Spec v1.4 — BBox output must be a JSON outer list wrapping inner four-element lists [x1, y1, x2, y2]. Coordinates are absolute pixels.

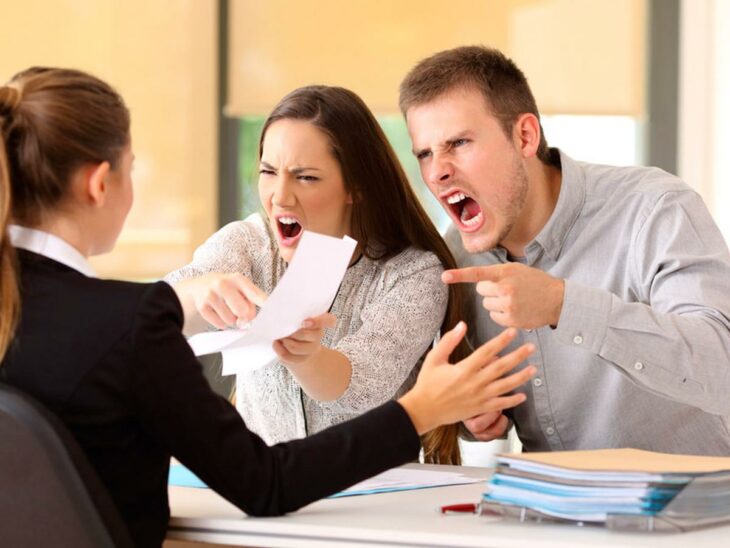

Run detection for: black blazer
[[2, 251, 420, 547]]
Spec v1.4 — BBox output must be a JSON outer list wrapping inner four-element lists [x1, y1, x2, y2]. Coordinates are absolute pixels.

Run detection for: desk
[[167, 464, 729, 547]]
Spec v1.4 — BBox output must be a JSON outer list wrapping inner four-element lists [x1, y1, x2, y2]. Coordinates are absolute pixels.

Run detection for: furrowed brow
[[290, 166, 322, 175]]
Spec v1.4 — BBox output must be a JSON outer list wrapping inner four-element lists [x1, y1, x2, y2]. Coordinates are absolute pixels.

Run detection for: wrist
[[398, 391, 437, 435], [301, 343, 325, 368]]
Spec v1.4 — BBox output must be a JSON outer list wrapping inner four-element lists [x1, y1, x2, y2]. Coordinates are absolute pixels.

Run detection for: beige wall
[[0, 0, 218, 280], [229, 0, 646, 116]]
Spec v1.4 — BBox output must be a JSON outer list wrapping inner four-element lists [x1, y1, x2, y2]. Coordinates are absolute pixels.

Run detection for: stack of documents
[[482, 448, 730, 531]]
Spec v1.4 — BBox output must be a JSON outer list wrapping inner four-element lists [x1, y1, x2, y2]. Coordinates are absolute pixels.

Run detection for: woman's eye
[[298, 175, 319, 182]]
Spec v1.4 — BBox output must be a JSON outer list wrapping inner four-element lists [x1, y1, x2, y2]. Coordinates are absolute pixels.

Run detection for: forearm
[[556, 280, 730, 414], [285, 347, 352, 401]]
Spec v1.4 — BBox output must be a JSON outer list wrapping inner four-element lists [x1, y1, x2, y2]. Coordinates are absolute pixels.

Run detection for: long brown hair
[[0, 67, 129, 361], [260, 85, 468, 463]]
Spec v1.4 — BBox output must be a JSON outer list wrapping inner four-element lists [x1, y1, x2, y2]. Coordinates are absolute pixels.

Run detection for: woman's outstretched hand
[[173, 273, 267, 334], [398, 323, 535, 435]]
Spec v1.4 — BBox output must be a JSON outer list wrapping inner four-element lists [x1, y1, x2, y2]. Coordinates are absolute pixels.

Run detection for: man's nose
[[428, 154, 454, 187]]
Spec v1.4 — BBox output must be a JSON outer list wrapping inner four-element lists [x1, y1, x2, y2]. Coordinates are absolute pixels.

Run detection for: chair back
[[0, 382, 132, 548]]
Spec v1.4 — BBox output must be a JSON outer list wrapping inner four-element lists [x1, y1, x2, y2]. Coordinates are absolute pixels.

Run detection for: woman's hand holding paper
[[174, 273, 267, 334]]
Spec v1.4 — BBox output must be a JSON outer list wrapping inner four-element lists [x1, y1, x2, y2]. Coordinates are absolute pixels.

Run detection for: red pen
[[440, 503, 478, 514]]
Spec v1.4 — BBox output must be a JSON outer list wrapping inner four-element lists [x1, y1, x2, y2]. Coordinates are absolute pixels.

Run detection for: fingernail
[[442, 271, 453, 283], [302, 320, 313, 328], [525, 343, 535, 352]]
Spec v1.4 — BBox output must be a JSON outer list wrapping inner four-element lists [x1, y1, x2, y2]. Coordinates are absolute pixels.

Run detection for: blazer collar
[[9, 225, 96, 278]]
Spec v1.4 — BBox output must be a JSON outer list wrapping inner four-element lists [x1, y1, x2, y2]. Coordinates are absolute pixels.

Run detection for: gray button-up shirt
[[447, 150, 730, 455]]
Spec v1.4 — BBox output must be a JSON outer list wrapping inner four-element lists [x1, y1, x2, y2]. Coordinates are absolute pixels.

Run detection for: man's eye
[[259, 169, 275, 175], [416, 151, 431, 161], [453, 138, 469, 147]]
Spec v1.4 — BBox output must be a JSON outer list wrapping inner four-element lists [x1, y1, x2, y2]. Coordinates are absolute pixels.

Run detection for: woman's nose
[[272, 177, 295, 207]]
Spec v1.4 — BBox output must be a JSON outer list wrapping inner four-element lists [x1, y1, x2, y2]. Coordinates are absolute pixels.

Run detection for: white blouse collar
[[8, 224, 96, 278]]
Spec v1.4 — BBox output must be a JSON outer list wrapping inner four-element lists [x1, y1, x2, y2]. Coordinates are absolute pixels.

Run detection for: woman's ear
[[346, 189, 363, 205], [85, 161, 112, 207]]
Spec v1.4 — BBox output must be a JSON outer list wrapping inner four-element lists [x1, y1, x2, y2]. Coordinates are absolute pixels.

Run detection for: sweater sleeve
[[322, 252, 448, 414], [129, 282, 420, 516], [164, 215, 269, 285]]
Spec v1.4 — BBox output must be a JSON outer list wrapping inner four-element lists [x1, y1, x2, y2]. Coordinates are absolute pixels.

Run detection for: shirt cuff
[[553, 280, 612, 355]]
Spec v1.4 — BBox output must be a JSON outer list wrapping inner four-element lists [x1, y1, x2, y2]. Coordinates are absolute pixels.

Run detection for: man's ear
[[513, 113, 541, 159], [85, 161, 112, 207]]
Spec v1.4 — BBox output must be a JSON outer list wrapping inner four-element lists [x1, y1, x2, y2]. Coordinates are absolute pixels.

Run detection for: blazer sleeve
[[129, 282, 420, 516]]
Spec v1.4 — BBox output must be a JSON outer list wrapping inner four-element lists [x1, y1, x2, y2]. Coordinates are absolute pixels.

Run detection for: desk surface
[[168, 464, 730, 548]]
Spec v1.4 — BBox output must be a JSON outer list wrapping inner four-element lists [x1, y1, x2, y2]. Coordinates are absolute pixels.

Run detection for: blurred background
[[3, 0, 728, 280], [2, 0, 728, 462]]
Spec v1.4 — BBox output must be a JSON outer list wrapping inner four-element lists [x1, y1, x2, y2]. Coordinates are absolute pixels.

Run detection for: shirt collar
[[529, 149, 586, 262], [9, 225, 96, 277]]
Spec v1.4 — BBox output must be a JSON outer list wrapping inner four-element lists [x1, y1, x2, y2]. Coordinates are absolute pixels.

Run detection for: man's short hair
[[399, 45, 551, 164]]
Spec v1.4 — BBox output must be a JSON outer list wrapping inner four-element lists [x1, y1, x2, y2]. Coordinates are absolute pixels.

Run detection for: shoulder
[[197, 213, 273, 256], [578, 161, 697, 210], [59, 277, 183, 333], [165, 213, 278, 283], [18, 259, 182, 357], [370, 247, 446, 297], [85, 278, 183, 331], [129, 281, 186, 344], [379, 247, 443, 278]]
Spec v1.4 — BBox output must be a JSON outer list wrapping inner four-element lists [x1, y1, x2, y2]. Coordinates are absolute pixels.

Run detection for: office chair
[[0, 382, 133, 548]]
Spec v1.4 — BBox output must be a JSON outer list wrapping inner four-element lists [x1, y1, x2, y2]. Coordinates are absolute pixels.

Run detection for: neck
[[501, 157, 562, 257], [33, 213, 92, 258]]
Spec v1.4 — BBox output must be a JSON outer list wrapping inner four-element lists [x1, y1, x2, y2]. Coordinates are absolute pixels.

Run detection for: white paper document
[[187, 230, 357, 375], [331, 468, 483, 498]]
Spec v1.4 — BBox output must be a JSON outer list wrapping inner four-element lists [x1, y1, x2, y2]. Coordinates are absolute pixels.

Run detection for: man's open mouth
[[443, 190, 484, 231], [277, 216, 303, 245]]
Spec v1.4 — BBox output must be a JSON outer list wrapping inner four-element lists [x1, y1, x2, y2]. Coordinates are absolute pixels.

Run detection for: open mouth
[[276, 215, 303, 245], [443, 190, 484, 232]]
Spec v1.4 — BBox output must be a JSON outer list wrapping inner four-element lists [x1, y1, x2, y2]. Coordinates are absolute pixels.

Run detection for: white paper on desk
[[187, 230, 357, 375], [332, 468, 483, 498]]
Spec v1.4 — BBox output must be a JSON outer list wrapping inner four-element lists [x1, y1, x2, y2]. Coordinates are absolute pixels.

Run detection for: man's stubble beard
[[462, 160, 529, 255]]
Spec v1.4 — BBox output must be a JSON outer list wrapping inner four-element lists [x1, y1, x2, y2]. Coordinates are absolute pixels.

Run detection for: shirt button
[[533, 378, 543, 387], [634, 361, 644, 371], [526, 328, 533, 333], [546, 426, 556, 436], [573, 335, 583, 345]]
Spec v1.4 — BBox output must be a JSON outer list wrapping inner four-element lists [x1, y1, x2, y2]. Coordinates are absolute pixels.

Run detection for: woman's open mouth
[[443, 190, 485, 232], [276, 215, 303, 246]]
